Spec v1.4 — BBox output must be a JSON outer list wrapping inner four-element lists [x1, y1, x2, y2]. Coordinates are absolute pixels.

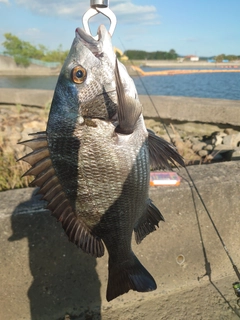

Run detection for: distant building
[[185, 55, 199, 62]]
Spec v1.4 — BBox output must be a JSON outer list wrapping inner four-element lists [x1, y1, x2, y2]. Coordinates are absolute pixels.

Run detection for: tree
[[2, 33, 68, 67], [215, 54, 225, 62], [42, 45, 68, 64], [3, 33, 45, 66], [124, 49, 178, 60], [168, 49, 178, 59]]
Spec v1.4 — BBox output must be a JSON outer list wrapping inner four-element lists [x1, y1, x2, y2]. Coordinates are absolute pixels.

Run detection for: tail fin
[[106, 252, 156, 301]]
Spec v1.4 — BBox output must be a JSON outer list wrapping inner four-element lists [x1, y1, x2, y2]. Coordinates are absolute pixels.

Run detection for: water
[[0, 75, 58, 90], [0, 68, 240, 100], [133, 67, 240, 100]]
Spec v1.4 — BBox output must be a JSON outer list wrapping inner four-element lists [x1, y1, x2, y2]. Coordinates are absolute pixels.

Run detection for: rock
[[190, 137, 201, 143], [192, 142, 207, 152], [153, 126, 165, 135], [204, 144, 213, 151], [183, 139, 193, 148], [222, 133, 240, 148], [174, 139, 185, 155], [22, 120, 46, 131], [224, 128, 234, 135], [211, 132, 227, 146], [171, 136, 183, 145], [198, 150, 208, 157]]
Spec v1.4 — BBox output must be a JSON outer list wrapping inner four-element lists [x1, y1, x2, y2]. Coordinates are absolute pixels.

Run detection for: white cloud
[[0, 0, 9, 3], [15, 0, 159, 25]]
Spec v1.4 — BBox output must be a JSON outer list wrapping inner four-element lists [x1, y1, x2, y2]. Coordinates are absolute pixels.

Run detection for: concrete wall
[[140, 95, 240, 127], [0, 88, 53, 108], [0, 55, 59, 75], [1, 161, 240, 319], [1, 88, 240, 126]]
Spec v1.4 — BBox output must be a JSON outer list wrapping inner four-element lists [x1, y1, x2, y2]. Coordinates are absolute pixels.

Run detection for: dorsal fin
[[115, 59, 142, 134], [19, 132, 104, 257], [148, 129, 184, 169]]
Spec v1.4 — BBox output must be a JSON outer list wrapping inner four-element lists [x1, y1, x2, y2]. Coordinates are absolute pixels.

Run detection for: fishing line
[[118, 41, 240, 284], [188, 179, 240, 316]]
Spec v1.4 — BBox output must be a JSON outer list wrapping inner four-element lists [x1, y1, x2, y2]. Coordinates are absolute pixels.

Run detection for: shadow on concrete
[[188, 182, 240, 318], [8, 189, 102, 320]]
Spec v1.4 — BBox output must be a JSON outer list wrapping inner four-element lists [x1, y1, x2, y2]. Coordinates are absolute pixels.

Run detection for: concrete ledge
[[140, 95, 240, 126], [0, 88, 53, 108], [1, 161, 240, 319], [1, 88, 240, 126]]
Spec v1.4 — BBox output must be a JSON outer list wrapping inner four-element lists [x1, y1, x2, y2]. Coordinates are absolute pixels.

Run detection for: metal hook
[[82, 0, 117, 40]]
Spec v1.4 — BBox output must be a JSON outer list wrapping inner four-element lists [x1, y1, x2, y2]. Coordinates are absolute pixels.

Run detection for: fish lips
[[75, 25, 115, 64]]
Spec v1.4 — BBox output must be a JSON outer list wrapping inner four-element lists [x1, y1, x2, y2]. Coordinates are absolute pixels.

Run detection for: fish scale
[[19, 24, 184, 301]]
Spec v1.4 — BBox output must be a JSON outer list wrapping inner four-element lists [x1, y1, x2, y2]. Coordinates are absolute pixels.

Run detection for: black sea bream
[[20, 25, 184, 301]]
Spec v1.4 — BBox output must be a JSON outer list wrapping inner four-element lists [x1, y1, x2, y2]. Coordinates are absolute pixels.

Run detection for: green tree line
[[2, 33, 69, 67], [2, 33, 239, 66], [214, 53, 240, 62], [124, 49, 178, 60]]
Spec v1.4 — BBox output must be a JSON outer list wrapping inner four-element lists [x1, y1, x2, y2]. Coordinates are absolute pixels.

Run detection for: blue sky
[[0, 0, 239, 57]]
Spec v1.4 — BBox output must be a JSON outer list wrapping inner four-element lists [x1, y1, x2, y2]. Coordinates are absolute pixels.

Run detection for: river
[[0, 67, 240, 100]]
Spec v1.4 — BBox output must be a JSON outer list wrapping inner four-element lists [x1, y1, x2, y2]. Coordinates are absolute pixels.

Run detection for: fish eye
[[71, 65, 87, 84]]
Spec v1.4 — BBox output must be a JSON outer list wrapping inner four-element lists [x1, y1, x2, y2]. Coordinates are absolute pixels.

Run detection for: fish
[[19, 24, 184, 301]]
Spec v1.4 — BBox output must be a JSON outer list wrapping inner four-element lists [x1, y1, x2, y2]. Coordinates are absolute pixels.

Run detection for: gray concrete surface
[[0, 88, 53, 108], [1, 161, 240, 319], [1, 88, 240, 126], [140, 95, 240, 127]]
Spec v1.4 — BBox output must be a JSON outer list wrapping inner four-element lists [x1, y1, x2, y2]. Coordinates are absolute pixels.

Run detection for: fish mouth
[[75, 25, 107, 57]]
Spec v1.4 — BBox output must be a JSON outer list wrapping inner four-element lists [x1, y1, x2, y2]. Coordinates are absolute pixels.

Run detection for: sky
[[0, 0, 239, 57]]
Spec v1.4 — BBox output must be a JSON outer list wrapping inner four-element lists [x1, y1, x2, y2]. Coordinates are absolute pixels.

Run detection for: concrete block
[[231, 147, 240, 161], [1, 162, 240, 319], [0, 88, 53, 108], [140, 95, 240, 127], [223, 133, 240, 148]]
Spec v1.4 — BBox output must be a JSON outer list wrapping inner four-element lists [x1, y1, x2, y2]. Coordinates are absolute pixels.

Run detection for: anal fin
[[134, 199, 164, 244]]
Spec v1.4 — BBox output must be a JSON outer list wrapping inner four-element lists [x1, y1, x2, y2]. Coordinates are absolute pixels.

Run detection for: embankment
[[1, 88, 240, 126], [1, 55, 239, 76], [0, 55, 60, 76], [1, 162, 240, 319]]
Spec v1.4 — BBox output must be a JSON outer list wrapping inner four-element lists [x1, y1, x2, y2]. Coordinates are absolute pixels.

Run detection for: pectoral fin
[[19, 132, 104, 257], [148, 129, 184, 169], [115, 59, 142, 134], [134, 199, 164, 244]]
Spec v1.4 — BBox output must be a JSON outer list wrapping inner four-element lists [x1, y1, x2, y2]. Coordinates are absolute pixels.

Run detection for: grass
[[0, 103, 49, 192], [0, 149, 32, 191]]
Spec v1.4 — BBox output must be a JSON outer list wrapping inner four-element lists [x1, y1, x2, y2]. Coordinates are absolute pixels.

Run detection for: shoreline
[[1, 54, 240, 76], [130, 60, 240, 67]]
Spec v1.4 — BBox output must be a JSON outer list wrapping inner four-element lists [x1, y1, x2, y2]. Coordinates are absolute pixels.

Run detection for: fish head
[[47, 24, 125, 134]]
